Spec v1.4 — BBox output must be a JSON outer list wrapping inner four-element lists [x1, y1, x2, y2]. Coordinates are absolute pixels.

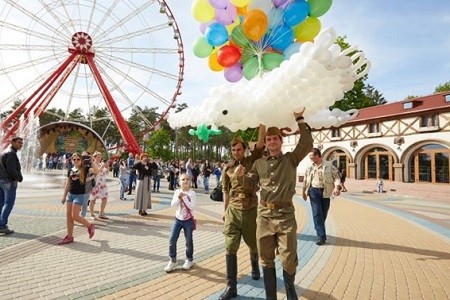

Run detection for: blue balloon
[[283, 42, 302, 59], [283, 0, 310, 27], [205, 22, 229, 46], [266, 25, 294, 51]]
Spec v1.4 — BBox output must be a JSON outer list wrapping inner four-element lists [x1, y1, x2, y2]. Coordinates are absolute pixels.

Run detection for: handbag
[[181, 196, 197, 230], [210, 182, 223, 202]]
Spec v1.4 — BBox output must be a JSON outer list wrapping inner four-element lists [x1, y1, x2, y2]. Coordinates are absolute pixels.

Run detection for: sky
[[166, 0, 450, 107]]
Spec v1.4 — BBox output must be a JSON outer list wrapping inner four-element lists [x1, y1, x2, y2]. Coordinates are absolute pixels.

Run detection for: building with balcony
[[286, 92, 450, 184]]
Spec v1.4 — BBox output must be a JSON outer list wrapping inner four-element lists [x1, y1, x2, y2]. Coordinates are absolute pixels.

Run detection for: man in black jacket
[[0, 137, 24, 235]]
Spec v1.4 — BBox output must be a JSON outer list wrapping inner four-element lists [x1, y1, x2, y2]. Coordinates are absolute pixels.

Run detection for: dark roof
[[345, 92, 450, 125]]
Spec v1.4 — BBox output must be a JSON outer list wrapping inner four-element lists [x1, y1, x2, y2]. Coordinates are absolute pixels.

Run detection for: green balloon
[[243, 56, 260, 80], [308, 0, 332, 17], [262, 53, 284, 71], [193, 36, 214, 58], [231, 25, 250, 47]]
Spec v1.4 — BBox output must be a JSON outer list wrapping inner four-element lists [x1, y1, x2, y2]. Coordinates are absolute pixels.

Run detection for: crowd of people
[[1, 111, 349, 299]]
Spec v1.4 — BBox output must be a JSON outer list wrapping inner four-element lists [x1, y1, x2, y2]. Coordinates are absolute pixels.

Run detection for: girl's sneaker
[[182, 259, 194, 270], [57, 235, 74, 245], [87, 224, 95, 238], [164, 261, 177, 273]]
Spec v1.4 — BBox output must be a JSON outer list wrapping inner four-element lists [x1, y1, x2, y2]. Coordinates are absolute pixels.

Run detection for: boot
[[283, 269, 298, 300], [250, 253, 260, 280], [263, 267, 277, 300], [219, 254, 237, 300]]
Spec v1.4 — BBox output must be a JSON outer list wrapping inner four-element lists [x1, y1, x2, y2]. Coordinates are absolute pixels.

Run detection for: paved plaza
[[0, 172, 449, 299]]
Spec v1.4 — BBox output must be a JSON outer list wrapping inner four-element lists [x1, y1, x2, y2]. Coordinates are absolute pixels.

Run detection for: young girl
[[164, 174, 196, 273], [89, 151, 109, 220], [118, 159, 129, 200], [59, 152, 99, 245]]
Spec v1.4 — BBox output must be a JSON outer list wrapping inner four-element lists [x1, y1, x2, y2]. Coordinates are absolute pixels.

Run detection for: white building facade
[[285, 92, 450, 184]]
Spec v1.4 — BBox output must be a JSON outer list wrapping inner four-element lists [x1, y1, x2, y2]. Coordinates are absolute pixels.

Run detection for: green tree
[[39, 108, 65, 126], [332, 37, 386, 111], [435, 81, 450, 93], [146, 128, 173, 161], [0, 99, 23, 119]]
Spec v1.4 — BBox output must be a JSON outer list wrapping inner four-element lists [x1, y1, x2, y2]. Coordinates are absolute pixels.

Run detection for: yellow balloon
[[208, 50, 225, 71], [231, 0, 250, 7], [191, 0, 215, 23], [293, 17, 321, 42]]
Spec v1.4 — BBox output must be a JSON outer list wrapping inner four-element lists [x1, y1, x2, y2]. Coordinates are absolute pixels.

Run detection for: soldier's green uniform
[[222, 146, 263, 254], [219, 144, 263, 300], [244, 122, 313, 299]]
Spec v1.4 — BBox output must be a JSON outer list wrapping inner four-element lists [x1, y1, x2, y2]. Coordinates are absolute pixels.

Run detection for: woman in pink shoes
[[58, 152, 99, 245]]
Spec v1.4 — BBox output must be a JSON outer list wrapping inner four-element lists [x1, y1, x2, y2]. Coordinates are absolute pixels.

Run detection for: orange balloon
[[208, 50, 225, 71], [236, 5, 248, 16], [242, 9, 268, 42]]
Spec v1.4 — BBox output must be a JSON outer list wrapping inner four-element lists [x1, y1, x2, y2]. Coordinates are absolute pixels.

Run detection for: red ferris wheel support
[[1, 31, 142, 154]]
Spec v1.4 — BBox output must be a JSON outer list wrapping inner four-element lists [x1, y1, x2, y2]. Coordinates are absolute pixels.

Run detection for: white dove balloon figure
[[168, 28, 370, 131]]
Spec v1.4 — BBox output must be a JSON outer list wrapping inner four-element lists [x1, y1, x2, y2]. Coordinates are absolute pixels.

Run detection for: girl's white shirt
[[171, 188, 196, 221]]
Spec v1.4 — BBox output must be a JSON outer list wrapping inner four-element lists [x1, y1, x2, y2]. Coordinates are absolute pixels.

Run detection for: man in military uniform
[[219, 125, 265, 300], [236, 112, 313, 299]]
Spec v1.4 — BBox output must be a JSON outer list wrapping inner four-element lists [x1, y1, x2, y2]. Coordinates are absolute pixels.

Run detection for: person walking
[[152, 158, 162, 193], [80, 151, 96, 218], [127, 153, 136, 195], [201, 160, 212, 194], [302, 148, 341, 246], [133, 153, 158, 216], [119, 159, 129, 200], [164, 173, 197, 273], [0, 137, 24, 235], [339, 167, 347, 192], [89, 151, 110, 220], [219, 125, 265, 300], [237, 112, 313, 300], [58, 152, 99, 245]]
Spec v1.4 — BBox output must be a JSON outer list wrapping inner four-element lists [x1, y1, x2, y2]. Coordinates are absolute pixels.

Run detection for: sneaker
[[182, 259, 194, 270], [164, 261, 177, 273], [57, 235, 74, 245], [0, 227, 14, 235], [87, 224, 95, 238]]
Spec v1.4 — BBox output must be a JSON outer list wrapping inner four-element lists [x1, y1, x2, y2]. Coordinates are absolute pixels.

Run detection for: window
[[446, 94, 450, 102], [420, 115, 438, 127], [331, 128, 340, 138], [368, 123, 380, 133], [403, 102, 413, 109]]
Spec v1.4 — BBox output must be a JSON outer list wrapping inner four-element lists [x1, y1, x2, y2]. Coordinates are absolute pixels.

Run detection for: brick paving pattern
[[0, 172, 449, 299]]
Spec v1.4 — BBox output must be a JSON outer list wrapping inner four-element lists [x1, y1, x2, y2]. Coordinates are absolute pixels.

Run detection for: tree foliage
[[146, 128, 173, 161], [435, 81, 450, 93]]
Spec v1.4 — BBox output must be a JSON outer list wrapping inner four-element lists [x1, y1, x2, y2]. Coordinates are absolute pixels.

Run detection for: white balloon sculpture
[[168, 28, 370, 131]]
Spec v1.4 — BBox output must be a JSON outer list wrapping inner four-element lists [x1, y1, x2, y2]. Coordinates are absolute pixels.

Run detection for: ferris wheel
[[0, 0, 184, 153]]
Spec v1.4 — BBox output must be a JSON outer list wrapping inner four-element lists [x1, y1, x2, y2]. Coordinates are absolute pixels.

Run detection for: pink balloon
[[199, 21, 213, 34], [224, 63, 243, 82], [215, 5, 237, 25], [209, 0, 230, 9]]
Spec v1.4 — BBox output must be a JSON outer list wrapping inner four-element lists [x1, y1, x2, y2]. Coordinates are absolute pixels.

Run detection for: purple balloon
[[224, 63, 243, 82], [209, 0, 230, 9], [272, 0, 291, 8], [200, 21, 213, 35], [215, 5, 237, 25]]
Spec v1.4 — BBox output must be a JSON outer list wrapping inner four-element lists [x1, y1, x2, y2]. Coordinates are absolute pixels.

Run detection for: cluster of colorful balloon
[[191, 0, 333, 82], [168, 28, 371, 132]]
